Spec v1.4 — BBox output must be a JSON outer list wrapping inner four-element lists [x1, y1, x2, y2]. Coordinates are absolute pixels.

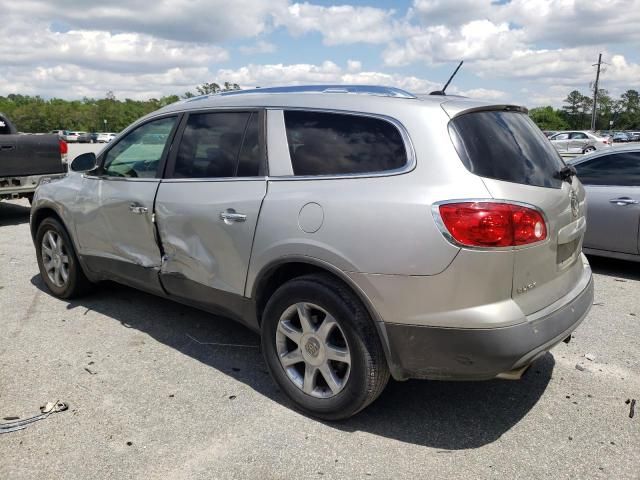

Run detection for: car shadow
[[587, 254, 640, 281], [0, 200, 31, 226], [30, 274, 554, 450]]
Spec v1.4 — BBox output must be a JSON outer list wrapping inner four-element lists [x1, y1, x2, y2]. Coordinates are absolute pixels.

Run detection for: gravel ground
[[1, 197, 639, 480]]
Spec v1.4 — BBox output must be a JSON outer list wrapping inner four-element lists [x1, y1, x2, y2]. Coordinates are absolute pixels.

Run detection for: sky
[[1, 0, 639, 107]]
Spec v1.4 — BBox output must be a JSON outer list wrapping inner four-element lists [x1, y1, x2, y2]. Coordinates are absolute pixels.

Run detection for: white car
[[63, 131, 82, 143], [96, 132, 117, 143], [548, 131, 611, 154]]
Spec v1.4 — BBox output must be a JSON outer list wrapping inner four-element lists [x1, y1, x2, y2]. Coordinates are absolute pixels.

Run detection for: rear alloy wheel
[[35, 217, 91, 299], [583, 146, 596, 153], [276, 302, 351, 399], [262, 274, 389, 420]]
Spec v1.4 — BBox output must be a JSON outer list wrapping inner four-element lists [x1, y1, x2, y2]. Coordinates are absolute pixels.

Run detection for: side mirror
[[70, 152, 97, 173]]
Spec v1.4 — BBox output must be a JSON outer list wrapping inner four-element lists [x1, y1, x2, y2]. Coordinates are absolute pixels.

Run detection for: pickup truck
[[0, 112, 67, 203]]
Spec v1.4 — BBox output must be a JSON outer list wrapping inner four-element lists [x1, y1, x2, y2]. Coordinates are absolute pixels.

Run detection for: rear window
[[284, 110, 407, 176], [449, 111, 565, 188]]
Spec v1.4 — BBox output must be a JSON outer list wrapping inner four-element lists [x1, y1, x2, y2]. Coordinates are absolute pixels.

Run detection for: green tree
[[529, 106, 568, 130]]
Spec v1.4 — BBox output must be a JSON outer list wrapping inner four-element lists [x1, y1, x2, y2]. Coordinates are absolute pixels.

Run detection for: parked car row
[[49, 130, 118, 143], [547, 130, 611, 154]]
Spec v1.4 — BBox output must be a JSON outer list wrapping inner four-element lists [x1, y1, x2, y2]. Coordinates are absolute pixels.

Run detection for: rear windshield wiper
[[556, 165, 577, 183]]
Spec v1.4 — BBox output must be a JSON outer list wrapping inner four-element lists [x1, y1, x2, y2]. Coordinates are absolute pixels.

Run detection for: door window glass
[[284, 110, 407, 175], [552, 133, 569, 140], [173, 112, 259, 178], [102, 117, 176, 178], [574, 152, 640, 186], [237, 113, 262, 176], [570, 132, 588, 139]]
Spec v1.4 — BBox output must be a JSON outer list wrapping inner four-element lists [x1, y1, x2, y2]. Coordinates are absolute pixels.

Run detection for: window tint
[[237, 113, 262, 176], [574, 152, 640, 186], [570, 132, 588, 140], [103, 116, 176, 178], [449, 111, 565, 188], [284, 111, 407, 176], [553, 133, 569, 140], [173, 112, 254, 178]]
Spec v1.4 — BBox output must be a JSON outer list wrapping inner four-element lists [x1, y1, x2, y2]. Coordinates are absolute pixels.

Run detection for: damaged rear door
[[76, 115, 179, 293], [154, 110, 267, 321]]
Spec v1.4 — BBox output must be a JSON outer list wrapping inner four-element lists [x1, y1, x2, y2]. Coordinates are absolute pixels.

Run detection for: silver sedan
[[569, 145, 640, 261], [549, 131, 611, 154]]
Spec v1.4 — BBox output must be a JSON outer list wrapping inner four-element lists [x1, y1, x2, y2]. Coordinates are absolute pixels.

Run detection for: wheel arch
[[30, 204, 94, 281], [31, 206, 65, 241], [251, 256, 402, 379]]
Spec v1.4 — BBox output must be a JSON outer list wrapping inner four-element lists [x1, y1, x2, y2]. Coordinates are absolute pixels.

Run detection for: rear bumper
[[383, 269, 593, 381]]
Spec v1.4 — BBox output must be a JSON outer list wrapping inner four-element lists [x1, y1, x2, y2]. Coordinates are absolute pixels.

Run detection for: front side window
[[172, 112, 262, 178], [574, 152, 640, 186], [102, 117, 176, 178], [284, 110, 407, 176], [552, 133, 569, 140]]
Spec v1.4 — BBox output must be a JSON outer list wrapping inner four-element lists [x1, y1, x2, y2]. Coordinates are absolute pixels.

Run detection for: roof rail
[[213, 85, 417, 99]]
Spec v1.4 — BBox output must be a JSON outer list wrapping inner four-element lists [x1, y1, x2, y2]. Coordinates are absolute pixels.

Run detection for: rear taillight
[[437, 202, 547, 248], [59, 139, 68, 155]]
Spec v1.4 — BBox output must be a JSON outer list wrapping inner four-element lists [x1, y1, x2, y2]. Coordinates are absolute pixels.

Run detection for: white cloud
[[275, 2, 397, 45], [3, 0, 288, 43], [215, 61, 441, 93], [239, 40, 277, 55], [410, 0, 494, 26], [383, 20, 525, 66], [0, 64, 212, 100], [346, 60, 362, 73]]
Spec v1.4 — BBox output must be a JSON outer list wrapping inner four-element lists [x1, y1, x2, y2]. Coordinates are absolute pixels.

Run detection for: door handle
[[129, 203, 149, 214], [609, 197, 639, 206], [220, 209, 247, 223]]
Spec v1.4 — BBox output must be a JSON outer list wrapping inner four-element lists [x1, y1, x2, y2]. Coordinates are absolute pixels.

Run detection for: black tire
[[35, 217, 91, 299], [261, 273, 389, 420], [583, 146, 596, 153]]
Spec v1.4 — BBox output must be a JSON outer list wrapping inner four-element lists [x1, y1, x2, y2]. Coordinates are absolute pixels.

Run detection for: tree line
[[529, 89, 640, 131], [2, 82, 637, 133], [0, 82, 240, 133]]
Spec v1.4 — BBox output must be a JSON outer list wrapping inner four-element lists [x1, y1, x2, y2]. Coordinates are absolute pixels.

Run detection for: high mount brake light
[[437, 202, 547, 248]]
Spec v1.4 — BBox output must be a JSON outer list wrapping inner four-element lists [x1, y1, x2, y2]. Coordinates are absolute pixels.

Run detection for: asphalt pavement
[[1, 196, 639, 479]]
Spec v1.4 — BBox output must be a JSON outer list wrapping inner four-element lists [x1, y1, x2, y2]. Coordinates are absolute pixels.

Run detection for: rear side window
[[574, 152, 640, 186], [173, 112, 262, 178], [449, 111, 565, 188], [284, 110, 407, 176]]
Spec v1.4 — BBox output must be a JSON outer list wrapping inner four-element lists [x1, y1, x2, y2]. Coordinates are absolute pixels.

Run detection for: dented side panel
[[73, 177, 163, 269], [155, 179, 267, 296]]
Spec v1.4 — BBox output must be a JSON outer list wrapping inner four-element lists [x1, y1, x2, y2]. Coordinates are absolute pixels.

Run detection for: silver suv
[[31, 85, 593, 419]]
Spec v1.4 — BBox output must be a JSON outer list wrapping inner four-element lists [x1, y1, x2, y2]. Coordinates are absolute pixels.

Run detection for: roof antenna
[[429, 60, 464, 95]]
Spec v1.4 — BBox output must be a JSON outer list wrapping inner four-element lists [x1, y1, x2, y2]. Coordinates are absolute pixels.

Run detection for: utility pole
[[591, 53, 603, 131]]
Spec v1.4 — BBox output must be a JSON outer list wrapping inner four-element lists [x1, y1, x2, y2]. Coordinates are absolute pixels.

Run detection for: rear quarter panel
[[246, 105, 493, 294]]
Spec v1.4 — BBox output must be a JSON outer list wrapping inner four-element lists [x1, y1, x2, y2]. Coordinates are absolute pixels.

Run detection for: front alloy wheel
[[276, 302, 351, 398], [35, 217, 91, 299], [41, 230, 70, 288]]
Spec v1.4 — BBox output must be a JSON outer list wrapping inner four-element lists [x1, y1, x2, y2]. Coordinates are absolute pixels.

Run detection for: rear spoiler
[[441, 102, 528, 119]]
